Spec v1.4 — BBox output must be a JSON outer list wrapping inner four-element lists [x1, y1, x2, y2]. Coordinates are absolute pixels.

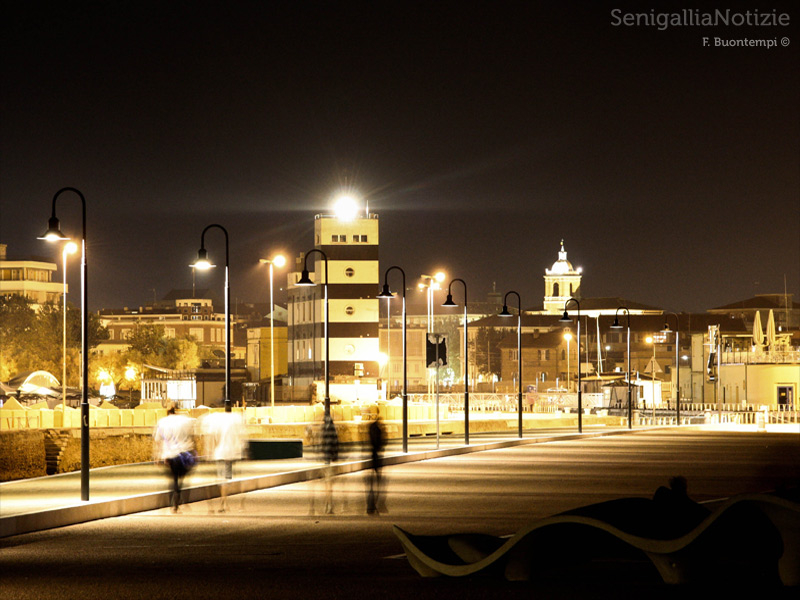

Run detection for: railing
[[721, 349, 800, 364]]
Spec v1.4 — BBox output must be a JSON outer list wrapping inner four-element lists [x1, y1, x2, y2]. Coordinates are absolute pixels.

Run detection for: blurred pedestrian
[[153, 407, 196, 513], [320, 413, 339, 514], [201, 408, 247, 512], [366, 416, 385, 514]]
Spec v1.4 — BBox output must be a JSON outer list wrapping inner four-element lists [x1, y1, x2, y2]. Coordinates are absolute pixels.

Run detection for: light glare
[[334, 195, 358, 221]]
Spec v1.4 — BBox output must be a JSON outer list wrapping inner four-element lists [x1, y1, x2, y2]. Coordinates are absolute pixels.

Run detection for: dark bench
[[248, 439, 303, 460]]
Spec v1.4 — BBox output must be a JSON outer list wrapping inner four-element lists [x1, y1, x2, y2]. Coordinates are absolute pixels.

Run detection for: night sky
[[2, 1, 798, 314]]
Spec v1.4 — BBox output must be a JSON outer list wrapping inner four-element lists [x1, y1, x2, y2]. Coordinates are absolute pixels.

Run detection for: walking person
[[321, 413, 339, 514], [366, 416, 386, 514], [201, 409, 247, 512], [153, 406, 196, 513]]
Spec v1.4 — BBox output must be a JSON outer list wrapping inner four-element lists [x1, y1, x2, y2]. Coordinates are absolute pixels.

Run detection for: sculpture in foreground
[[394, 484, 800, 586]]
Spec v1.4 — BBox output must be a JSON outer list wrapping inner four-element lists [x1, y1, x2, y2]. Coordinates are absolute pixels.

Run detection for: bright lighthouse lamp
[[333, 195, 359, 221]]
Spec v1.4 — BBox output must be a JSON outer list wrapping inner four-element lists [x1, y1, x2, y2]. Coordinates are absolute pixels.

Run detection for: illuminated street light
[[611, 307, 632, 429], [663, 313, 681, 426], [419, 272, 445, 397], [125, 365, 137, 404], [61, 241, 77, 419], [378, 266, 408, 451], [39, 187, 90, 501], [191, 224, 231, 411], [559, 298, 583, 433], [296, 249, 330, 415], [260, 254, 286, 408], [646, 335, 656, 422], [563, 331, 572, 391], [442, 278, 469, 444], [499, 290, 523, 438]]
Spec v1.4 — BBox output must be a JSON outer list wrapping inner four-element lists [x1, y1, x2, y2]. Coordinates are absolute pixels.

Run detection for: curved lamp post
[[260, 255, 286, 408], [611, 307, 632, 429], [39, 187, 90, 500], [296, 249, 330, 415], [663, 313, 681, 426], [377, 266, 408, 452], [442, 278, 469, 444], [559, 298, 582, 433], [499, 291, 523, 437], [191, 224, 231, 412]]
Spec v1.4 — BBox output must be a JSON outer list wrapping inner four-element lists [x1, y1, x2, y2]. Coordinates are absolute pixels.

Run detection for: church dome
[[547, 240, 575, 275]]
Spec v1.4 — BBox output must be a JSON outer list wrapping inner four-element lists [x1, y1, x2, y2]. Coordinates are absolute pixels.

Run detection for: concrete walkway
[[0, 427, 644, 538]]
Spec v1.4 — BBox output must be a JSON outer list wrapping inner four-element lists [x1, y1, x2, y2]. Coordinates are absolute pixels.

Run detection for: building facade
[[0, 243, 65, 308], [286, 205, 380, 402]]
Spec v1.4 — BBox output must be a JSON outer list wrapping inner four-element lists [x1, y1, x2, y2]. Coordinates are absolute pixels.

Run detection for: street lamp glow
[[190, 248, 215, 270], [64, 241, 78, 255], [259, 255, 287, 407], [333, 195, 358, 221], [563, 331, 573, 342], [377, 352, 389, 367]]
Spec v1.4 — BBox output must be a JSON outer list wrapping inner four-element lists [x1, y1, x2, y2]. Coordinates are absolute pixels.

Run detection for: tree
[[471, 326, 505, 382], [0, 296, 108, 384]]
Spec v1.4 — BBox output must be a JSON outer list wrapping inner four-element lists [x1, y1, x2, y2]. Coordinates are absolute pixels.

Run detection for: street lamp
[[563, 331, 572, 391], [663, 313, 681, 426], [419, 272, 445, 397], [191, 224, 231, 412], [39, 187, 90, 501], [499, 291, 523, 437], [260, 255, 286, 408], [296, 249, 330, 415], [377, 266, 408, 452], [125, 365, 137, 404], [646, 335, 657, 422], [611, 307, 632, 429], [61, 241, 77, 418], [442, 278, 469, 444], [559, 298, 583, 433]]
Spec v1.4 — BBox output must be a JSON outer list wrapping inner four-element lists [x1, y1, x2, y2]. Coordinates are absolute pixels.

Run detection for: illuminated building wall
[[287, 204, 380, 400]]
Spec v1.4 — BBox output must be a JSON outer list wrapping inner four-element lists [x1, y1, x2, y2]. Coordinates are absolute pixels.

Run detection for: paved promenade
[[0, 426, 633, 537]]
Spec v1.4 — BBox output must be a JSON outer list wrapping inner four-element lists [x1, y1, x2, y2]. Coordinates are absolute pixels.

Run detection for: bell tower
[[543, 240, 582, 313]]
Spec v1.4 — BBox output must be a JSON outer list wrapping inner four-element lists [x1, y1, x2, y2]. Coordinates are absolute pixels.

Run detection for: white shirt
[[153, 414, 195, 460], [202, 411, 246, 461]]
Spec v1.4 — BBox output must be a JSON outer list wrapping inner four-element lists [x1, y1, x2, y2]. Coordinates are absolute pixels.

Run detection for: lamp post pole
[[419, 273, 444, 398], [62, 242, 77, 419], [377, 266, 408, 452], [40, 187, 90, 500], [296, 249, 330, 415], [559, 298, 582, 433], [499, 291, 523, 437], [260, 256, 286, 408], [612, 307, 632, 429], [646, 336, 657, 422], [191, 224, 231, 412], [564, 332, 572, 391], [443, 279, 469, 444], [664, 313, 681, 426]]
